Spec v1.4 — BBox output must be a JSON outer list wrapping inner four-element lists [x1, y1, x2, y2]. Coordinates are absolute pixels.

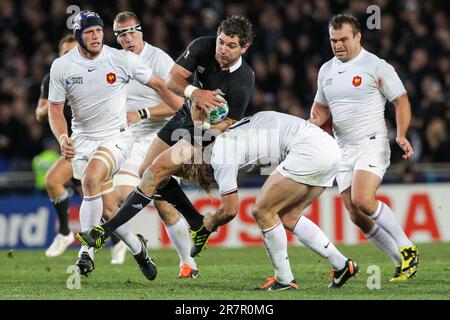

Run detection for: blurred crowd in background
[[0, 0, 448, 183]]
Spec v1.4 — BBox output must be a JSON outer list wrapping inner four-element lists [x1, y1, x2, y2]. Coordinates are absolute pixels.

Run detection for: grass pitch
[[0, 243, 449, 300]]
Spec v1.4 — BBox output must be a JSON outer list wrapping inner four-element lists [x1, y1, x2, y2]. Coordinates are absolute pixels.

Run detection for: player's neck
[[218, 56, 241, 71], [78, 46, 101, 60], [340, 46, 363, 63]]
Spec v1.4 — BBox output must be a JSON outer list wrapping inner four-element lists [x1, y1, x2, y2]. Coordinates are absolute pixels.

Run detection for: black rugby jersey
[[176, 36, 255, 121]]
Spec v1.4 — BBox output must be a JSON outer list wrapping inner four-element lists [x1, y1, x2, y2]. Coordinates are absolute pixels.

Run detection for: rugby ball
[[206, 95, 229, 124]]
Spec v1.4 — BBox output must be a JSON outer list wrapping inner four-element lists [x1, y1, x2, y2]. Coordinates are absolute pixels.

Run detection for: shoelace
[[259, 277, 277, 289]]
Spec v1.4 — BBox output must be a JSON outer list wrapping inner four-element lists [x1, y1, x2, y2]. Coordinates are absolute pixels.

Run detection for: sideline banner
[[0, 184, 448, 249]]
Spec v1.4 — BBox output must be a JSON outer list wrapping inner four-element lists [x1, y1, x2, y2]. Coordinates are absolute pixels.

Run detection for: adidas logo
[[132, 203, 144, 210]]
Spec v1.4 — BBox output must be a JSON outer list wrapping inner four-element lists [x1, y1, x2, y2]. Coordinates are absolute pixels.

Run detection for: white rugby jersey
[[49, 45, 153, 140], [211, 111, 311, 195], [314, 48, 406, 145], [126, 42, 175, 136]]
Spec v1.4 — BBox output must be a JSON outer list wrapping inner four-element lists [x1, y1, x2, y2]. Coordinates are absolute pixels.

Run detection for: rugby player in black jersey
[[77, 16, 255, 258]]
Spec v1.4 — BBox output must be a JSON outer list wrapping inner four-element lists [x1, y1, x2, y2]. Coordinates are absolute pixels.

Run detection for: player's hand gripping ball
[[205, 95, 229, 124]]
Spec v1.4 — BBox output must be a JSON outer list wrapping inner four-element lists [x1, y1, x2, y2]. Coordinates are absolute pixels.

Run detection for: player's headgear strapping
[[114, 24, 142, 39], [72, 10, 104, 54]]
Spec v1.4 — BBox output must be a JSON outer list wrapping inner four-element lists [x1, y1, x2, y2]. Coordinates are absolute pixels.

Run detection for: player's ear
[[240, 43, 250, 54]]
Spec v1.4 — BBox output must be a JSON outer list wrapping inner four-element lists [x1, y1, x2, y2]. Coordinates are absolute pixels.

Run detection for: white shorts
[[276, 126, 341, 187], [336, 135, 390, 193], [71, 129, 133, 181], [114, 133, 157, 187]]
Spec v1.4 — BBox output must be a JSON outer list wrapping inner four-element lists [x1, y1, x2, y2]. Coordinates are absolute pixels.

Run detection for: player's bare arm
[[146, 74, 184, 112], [309, 101, 330, 127], [48, 102, 75, 159], [35, 98, 49, 122], [127, 102, 176, 125], [167, 63, 225, 112], [203, 192, 239, 232], [393, 94, 414, 159]]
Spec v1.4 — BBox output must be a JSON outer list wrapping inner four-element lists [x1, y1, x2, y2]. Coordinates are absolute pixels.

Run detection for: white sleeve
[[126, 51, 153, 85], [213, 162, 239, 195], [48, 60, 66, 104], [152, 50, 175, 81], [314, 65, 329, 106], [376, 59, 407, 102]]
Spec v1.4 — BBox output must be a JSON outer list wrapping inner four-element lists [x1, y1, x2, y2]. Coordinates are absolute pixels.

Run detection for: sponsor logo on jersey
[[352, 75, 362, 87], [106, 72, 116, 84], [65, 76, 83, 85]]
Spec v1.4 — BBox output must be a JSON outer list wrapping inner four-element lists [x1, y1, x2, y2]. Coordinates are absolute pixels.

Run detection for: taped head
[[73, 11, 104, 53], [114, 24, 142, 38]]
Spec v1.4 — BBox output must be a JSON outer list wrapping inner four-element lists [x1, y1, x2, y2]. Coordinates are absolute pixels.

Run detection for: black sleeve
[[39, 73, 50, 100], [226, 69, 255, 121], [175, 37, 211, 73]]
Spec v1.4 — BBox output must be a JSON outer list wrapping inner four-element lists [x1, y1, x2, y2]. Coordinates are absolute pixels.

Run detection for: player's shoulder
[[189, 36, 216, 50], [143, 42, 174, 62], [234, 58, 255, 83], [51, 47, 77, 68], [360, 49, 383, 65], [318, 57, 336, 75]]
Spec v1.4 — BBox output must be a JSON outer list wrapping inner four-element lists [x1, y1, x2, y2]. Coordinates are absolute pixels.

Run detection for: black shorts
[[157, 104, 216, 147]]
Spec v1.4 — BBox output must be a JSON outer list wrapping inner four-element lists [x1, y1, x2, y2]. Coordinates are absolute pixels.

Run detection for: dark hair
[[329, 14, 361, 36], [217, 15, 254, 46], [114, 11, 141, 26], [58, 34, 76, 51]]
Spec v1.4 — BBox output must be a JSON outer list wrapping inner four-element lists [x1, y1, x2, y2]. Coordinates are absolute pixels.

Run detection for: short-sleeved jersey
[[176, 36, 255, 121], [314, 49, 406, 145], [39, 72, 73, 135], [211, 111, 310, 195], [126, 42, 175, 137], [49, 45, 153, 140]]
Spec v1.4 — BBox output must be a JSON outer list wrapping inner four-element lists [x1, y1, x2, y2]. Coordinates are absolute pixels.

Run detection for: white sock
[[370, 201, 413, 248], [365, 224, 402, 265], [293, 216, 347, 270], [78, 194, 103, 260], [262, 222, 294, 284], [166, 217, 197, 269], [79, 194, 103, 231], [113, 222, 142, 255]]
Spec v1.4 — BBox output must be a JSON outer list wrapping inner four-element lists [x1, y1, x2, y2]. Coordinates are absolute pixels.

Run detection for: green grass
[[0, 243, 449, 300]]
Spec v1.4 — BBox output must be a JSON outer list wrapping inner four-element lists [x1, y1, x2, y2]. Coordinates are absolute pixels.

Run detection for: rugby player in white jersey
[[309, 14, 418, 282], [48, 11, 183, 279], [184, 111, 358, 289], [112, 11, 199, 277]]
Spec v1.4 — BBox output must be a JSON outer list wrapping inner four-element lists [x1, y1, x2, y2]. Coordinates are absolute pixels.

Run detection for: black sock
[[100, 218, 121, 245], [53, 197, 70, 235], [110, 233, 121, 246], [102, 187, 152, 234], [157, 177, 204, 230]]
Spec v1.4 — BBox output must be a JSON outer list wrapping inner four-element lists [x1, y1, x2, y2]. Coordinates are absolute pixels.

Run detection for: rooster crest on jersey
[[72, 11, 104, 54], [206, 95, 229, 124]]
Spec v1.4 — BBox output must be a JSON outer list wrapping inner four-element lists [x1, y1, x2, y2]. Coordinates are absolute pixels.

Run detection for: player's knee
[[351, 194, 374, 214], [251, 204, 270, 220], [44, 173, 59, 192], [81, 173, 102, 192]]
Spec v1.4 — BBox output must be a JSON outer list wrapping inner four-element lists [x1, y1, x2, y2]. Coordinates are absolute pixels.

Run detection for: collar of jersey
[[229, 56, 242, 73], [75, 44, 105, 63]]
